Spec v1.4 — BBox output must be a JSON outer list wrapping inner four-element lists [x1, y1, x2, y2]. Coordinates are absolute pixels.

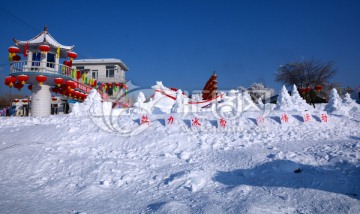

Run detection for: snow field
[[1, 87, 360, 213]]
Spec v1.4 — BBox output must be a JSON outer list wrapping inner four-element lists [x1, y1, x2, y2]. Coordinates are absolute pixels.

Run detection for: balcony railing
[[10, 60, 72, 78]]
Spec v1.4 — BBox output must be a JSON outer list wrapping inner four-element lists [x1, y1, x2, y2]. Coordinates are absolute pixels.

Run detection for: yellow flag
[[56, 46, 60, 58]]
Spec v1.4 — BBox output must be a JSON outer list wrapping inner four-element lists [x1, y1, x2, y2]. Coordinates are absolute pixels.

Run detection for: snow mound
[[291, 84, 311, 110], [325, 88, 347, 115], [275, 85, 294, 111], [343, 93, 359, 112], [71, 89, 111, 116]]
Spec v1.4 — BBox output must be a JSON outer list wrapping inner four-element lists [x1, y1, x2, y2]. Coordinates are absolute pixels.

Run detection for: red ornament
[[39, 45, 50, 54], [36, 75, 47, 85], [12, 55, 21, 61], [66, 80, 76, 89], [14, 82, 24, 91], [107, 83, 113, 87], [22, 99, 28, 103], [8, 46, 20, 54], [54, 77, 65, 87], [14, 99, 19, 103], [17, 74, 29, 85], [52, 97, 57, 101], [306, 87, 311, 93], [51, 87, 60, 94], [67, 51, 77, 61], [8, 46, 20, 61], [315, 85, 322, 92], [5, 76, 17, 88]]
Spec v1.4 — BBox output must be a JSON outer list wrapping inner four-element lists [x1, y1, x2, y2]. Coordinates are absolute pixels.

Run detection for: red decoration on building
[[67, 51, 77, 61], [12, 55, 21, 61], [51, 97, 57, 101], [14, 82, 24, 91], [17, 74, 29, 85], [36, 75, 47, 85], [22, 99, 28, 103], [54, 77, 65, 87], [39, 44, 50, 54], [66, 80, 76, 89], [5, 76, 17, 88], [8, 46, 20, 54]]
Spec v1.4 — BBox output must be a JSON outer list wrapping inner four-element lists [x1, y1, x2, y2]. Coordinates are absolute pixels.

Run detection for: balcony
[[10, 60, 73, 78]]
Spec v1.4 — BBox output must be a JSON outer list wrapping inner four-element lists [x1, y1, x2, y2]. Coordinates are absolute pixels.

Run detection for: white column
[[31, 84, 51, 117], [55, 54, 59, 74], [40, 52, 47, 72], [26, 51, 33, 72]]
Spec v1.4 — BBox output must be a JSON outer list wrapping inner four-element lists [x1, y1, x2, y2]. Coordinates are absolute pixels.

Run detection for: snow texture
[[291, 84, 311, 110], [1, 85, 360, 214], [275, 85, 294, 111]]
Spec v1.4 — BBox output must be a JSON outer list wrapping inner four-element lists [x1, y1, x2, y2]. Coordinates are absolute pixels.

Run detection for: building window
[[32, 52, 41, 66], [106, 66, 115, 78], [92, 70, 98, 79], [76, 66, 84, 71], [47, 53, 55, 68], [107, 87, 113, 96]]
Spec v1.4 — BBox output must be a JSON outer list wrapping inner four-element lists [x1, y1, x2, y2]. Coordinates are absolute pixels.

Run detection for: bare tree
[[275, 59, 336, 88]]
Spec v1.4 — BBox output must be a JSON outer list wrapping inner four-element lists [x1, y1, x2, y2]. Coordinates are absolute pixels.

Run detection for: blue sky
[[1, 0, 360, 94]]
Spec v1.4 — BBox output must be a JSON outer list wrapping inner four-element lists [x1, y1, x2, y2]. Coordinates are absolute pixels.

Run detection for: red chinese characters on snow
[[302, 112, 312, 122], [191, 118, 201, 127], [141, 115, 150, 125], [219, 118, 227, 128], [167, 116, 175, 125], [280, 113, 289, 123], [320, 112, 328, 123]]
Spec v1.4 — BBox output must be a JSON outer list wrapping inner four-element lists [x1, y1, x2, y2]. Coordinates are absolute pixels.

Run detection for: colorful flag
[[56, 46, 60, 58], [24, 42, 28, 57]]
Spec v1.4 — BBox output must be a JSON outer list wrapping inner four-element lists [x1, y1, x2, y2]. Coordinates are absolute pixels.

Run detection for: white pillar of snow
[[31, 84, 51, 117]]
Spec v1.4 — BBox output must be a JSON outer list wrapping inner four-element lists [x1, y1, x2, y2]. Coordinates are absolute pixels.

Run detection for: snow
[[1, 87, 360, 213], [291, 84, 311, 110], [275, 85, 294, 111]]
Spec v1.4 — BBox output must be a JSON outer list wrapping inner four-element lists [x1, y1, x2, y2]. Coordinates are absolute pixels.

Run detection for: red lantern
[[22, 99, 28, 103], [68, 51, 77, 61], [315, 85, 322, 92], [306, 87, 311, 93], [28, 84, 32, 90], [54, 77, 65, 87], [14, 82, 24, 91], [14, 99, 19, 103], [17, 74, 29, 85], [5, 76, 17, 88], [52, 97, 57, 101], [51, 87, 60, 94], [12, 55, 21, 61], [8, 46, 20, 61], [66, 80, 76, 89], [36, 75, 47, 85], [39, 45, 50, 54]]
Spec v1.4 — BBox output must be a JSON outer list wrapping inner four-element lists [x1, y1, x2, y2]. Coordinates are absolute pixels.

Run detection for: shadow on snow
[[213, 160, 360, 199]]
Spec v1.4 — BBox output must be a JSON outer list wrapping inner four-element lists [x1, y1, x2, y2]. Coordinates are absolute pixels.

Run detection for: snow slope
[[1, 94, 360, 213]]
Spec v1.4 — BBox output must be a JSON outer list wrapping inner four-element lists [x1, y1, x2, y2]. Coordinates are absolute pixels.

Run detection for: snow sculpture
[[275, 85, 294, 111], [291, 84, 311, 110], [325, 88, 344, 114]]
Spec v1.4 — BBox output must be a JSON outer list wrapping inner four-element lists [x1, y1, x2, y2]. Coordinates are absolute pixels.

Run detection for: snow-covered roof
[[72, 58, 129, 71], [13, 26, 74, 57]]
